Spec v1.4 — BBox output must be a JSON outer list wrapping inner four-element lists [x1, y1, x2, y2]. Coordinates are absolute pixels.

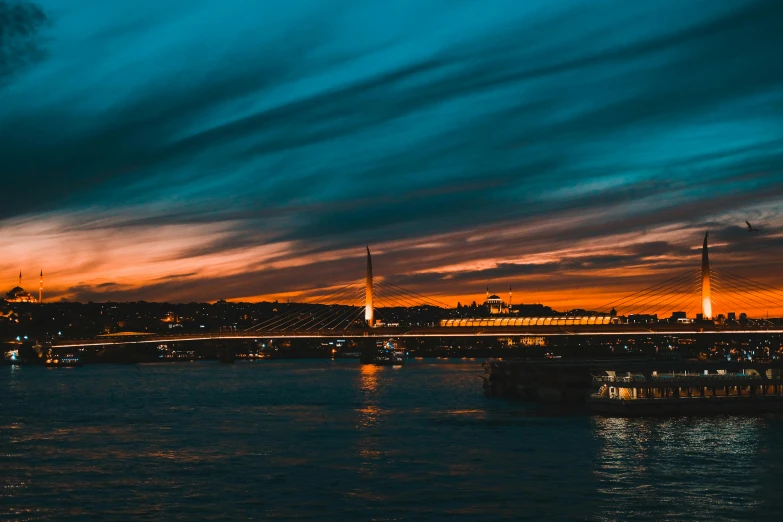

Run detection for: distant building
[[5, 272, 37, 303], [484, 294, 506, 314], [627, 314, 658, 324]]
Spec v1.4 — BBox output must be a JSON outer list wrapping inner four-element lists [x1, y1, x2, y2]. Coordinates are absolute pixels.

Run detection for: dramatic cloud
[[0, 0, 47, 80], [1, 0, 782, 315]]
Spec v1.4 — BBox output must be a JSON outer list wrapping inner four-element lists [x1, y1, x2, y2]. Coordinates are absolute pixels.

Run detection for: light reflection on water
[[2, 360, 783, 520], [591, 416, 773, 521]]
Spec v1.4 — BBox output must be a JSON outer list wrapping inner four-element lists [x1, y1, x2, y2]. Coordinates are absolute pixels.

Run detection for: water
[[2, 360, 782, 521]]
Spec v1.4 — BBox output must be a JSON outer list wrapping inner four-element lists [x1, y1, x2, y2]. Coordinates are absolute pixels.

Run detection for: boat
[[157, 344, 196, 362], [589, 365, 783, 416], [45, 355, 82, 367], [360, 339, 406, 365]]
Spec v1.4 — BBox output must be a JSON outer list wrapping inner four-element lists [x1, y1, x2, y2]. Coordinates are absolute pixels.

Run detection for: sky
[[1, 0, 783, 316]]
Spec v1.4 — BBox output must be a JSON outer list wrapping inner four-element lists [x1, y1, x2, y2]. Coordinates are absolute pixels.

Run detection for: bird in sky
[[745, 220, 760, 232]]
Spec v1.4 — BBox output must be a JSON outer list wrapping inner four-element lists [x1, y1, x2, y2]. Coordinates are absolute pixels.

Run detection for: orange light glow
[[1, 212, 782, 318]]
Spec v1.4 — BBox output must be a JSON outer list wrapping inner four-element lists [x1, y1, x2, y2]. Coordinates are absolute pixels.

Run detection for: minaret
[[701, 231, 712, 320], [39, 271, 43, 303], [19, 271, 22, 287], [365, 246, 374, 327], [509, 286, 512, 312]]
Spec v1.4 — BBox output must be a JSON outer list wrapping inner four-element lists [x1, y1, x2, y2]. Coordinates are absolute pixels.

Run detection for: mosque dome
[[7, 286, 25, 298], [5, 272, 41, 303], [5, 285, 36, 303], [483, 292, 508, 315]]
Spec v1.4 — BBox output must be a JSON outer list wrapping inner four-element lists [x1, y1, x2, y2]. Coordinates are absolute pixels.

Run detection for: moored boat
[[360, 339, 406, 365], [589, 365, 783, 416], [45, 355, 82, 367]]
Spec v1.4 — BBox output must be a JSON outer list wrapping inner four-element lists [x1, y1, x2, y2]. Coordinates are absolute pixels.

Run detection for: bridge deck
[[50, 324, 783, 347]]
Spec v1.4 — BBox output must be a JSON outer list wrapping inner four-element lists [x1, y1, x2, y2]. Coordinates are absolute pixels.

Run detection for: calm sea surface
[[2, 360, 783, 521]]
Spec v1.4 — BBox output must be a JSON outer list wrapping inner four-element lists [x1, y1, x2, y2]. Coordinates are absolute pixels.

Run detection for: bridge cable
[[596, 271, 698, 314], [375, 281, 450, 309], [248, 281, 364, 332], [374, 284, 435, 309], [247, 280, 364, 331], [297, 286, 367, 329], [594, 269, 698, 313], [710, 275, 779, 315], [710, 272, 780, 309], [709, 283, 769, 316], [309, 290, 367, 331], [378, 281, 452, 308], [709, 285, 759, 318], [610, 271, 700, 316], [612, 271, 699, 315], [623, 276, 701, 318], [625, 278, 699, 318], [712, 269, 783, 302], [247, 279, 363, 329], [373, 287, 431, 311], [290, 286, 366, 332], [656, 280, 703, 319], [309, 306, 358, 331]]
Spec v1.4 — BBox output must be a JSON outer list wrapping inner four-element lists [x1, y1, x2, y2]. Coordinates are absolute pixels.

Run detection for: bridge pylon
[[701, 231, 712, 319], [365, 246, 374, 327]]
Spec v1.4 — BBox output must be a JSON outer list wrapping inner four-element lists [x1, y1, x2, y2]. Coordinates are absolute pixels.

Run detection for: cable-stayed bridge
[[52, 235, 783, 348], [594, 232, 783, 321]]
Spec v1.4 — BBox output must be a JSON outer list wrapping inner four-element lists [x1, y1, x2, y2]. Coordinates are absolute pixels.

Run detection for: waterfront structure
[[5, 272, 37, 303], [702, 231, 712, 320], [441, 316, 617, 327]]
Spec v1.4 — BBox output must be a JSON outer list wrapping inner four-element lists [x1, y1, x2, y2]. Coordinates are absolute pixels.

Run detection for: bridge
[[50, 325, 783, 349], [51, 233, 783, 348]]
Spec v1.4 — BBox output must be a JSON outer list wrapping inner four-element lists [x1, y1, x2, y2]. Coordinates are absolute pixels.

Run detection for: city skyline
[[6, 3, 783, 519], [3, 232, 780, 320], [2, 0, 783, 313]]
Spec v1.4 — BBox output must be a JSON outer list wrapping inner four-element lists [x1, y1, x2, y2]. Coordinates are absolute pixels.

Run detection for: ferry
[[483, 357, 783, 413], [589, 365, 783, 416]]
